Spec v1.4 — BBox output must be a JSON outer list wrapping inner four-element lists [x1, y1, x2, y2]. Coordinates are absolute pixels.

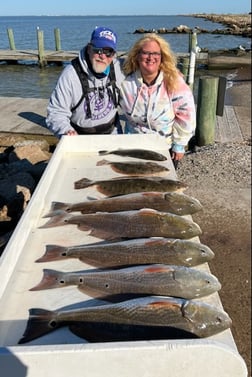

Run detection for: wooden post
[[187, 30, 199, 90], [180, 57, 190, 82], [36, 28, 46, 67], [7, 28, 16, 50], [216, 76, 227, 116], [54, 28, 61, 51], [195, 76, 219, 146]]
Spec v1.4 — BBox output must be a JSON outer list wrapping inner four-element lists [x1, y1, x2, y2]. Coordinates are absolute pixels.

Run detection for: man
[[45, 27, 125, 138]]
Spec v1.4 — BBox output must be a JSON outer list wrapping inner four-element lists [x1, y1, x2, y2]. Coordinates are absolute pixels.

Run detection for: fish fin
[[35, 244, 68, 263], [39, 211, 72, 228], [88, 228, 120, 241], [138, 208, 158, 214], [74, 178, 93, 190], [18, 308, 57, 344], [30, 269, 66, 291], [98, 150, 110, 156], [86, 195, 99, 201], [96, 159, 109, 167], [78, 224, 92, 232]]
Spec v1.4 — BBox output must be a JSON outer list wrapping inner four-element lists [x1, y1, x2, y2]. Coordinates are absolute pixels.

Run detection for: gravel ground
[[176, 139, 251, 374]]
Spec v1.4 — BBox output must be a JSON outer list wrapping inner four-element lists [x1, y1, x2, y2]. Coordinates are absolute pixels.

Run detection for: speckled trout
[[98, 148, 167, 161], [30, 264, 221, 299], [44, 191, 202, 217], [18, 296, 232, 344], [74, 176, 187, 195], [96, 159, 169, 176], [36, 238, 214, 268], [40, 208, 202, 240]]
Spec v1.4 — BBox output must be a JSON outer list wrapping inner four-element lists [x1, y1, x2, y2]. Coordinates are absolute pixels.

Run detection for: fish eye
[[61, 252, 67, 256], [59, 279, 65, 285]]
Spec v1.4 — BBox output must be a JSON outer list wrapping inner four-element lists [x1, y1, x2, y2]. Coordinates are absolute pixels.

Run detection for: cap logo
[[99, 30, 116, 43]]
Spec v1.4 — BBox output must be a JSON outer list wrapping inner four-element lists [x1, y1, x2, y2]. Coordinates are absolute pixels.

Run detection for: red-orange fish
[[18, 296, 232, 344], [40, 208, 202, 240], [30, 264, 221, 300]]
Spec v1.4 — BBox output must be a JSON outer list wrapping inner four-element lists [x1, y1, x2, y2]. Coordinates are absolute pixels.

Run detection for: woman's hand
[[66, 129, 78, 136]]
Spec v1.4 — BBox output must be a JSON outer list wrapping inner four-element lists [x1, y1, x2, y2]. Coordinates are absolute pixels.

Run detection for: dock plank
[[215, 106, 243, 143], [0, 97, 244, 144]]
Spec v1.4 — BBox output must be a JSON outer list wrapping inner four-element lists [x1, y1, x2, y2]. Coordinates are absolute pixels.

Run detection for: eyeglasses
[[91, 45, 115, 57], [140, 50, 161, 58]]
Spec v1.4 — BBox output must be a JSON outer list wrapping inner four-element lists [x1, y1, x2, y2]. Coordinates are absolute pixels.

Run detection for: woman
[[119, 33, 196, 162]]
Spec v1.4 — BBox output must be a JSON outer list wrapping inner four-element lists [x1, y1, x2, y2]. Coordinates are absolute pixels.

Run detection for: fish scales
[[40, 208, 202, 240], [46, 191, 202, 217], [30, 264, 221, 299], [36, 238, 214, 267], [98, 148, 167, 161], [74, 176, 187, 195], [96, 159, 169, 176], [18, 296, 232, 344]]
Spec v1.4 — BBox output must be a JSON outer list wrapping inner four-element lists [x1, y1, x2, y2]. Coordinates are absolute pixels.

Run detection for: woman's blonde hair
[[123, 33, 180, 92]]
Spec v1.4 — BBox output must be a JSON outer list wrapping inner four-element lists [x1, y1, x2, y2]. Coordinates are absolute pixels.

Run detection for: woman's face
[[137, 40, 161, 77]]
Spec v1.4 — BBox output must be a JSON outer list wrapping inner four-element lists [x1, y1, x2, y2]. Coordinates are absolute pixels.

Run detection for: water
[[0, 15, 250, 98]]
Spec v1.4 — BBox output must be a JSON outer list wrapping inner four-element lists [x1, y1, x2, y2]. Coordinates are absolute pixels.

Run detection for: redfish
[[74, 176, 187, 195], [30, 264, 221, 299], [18, 296, 232, 344], [45, 191, 202, 217], [40, 208, 202, 240], [96, 159, 169, 176], [36, 238, 214, 268], [98, 148, 167, 161]]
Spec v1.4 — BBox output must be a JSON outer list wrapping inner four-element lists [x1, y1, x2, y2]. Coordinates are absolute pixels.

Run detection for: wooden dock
[[0, 49, 79, 64], [0, 49, 250, 69], [0, 97, 244, 144]]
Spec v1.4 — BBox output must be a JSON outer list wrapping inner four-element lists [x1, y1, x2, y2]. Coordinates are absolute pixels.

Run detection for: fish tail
[[35, 244, 68, 262], [74, 177, 93, 189], [43, 205, 70, 217], [51, 201, 71, 212], [98, 150, 109, 156], [96, 159, 109, 166], [18, 308, 58, 344], [39, 210, 72, 228], [30, 269, 65, 291]]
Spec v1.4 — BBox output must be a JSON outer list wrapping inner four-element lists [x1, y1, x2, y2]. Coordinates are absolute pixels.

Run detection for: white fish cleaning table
[[0, 135, 247, 377]]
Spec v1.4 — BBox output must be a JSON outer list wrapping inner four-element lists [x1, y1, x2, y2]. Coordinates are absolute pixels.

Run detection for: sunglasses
[[91, 45, 115, 57]]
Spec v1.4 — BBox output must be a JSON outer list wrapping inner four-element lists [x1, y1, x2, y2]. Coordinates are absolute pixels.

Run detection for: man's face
[[88, 44, 115, 73]]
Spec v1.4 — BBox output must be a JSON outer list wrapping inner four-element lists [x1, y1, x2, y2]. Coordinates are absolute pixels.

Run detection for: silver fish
[[98, 148, 167, 161], [30, 264, 221, 299], [45, 191, 202, 217], [74, 176, 187, 195], [40, 208, 202, 240], [36, 238, 214, 268], [18, 295, 232, 344], [96, 159, 169, 176]]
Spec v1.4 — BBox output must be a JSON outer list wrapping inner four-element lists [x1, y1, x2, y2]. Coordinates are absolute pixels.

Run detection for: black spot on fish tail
[[35, 244, 68, 263], [18, 308, 58, 344]]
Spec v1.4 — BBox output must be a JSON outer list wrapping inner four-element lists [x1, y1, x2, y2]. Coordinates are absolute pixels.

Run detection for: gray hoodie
[[45, 47, 125, 138]]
